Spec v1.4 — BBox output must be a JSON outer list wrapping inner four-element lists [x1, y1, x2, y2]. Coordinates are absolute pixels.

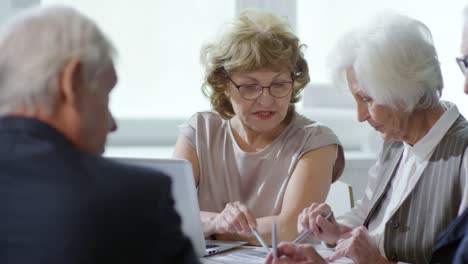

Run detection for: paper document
[[316, 248, 354, 263], [206, 246, 354, 264], [207, 247, 267, 264]]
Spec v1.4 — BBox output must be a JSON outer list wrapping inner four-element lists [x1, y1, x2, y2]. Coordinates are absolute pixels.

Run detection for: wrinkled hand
[[212, 201, 257, 236], [264, 243, 326, 264], [297, 203, 349, 246], [328, 226, 390, 264]]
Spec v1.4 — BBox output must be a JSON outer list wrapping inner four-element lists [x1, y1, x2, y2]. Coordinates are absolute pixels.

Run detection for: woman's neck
[[230, 117, 289, 152], [401, 104, 446, 145]]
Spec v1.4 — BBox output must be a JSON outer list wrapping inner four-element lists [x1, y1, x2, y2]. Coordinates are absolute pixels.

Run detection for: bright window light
[[297, 0, 468, 116], [42, 0, 235, 118]]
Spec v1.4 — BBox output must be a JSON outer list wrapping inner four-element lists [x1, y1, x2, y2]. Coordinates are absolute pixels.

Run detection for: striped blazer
[[362, 116, 468, 264]]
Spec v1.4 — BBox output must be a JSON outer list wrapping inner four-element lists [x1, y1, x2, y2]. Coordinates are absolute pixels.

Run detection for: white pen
[[272, 221, 278, 258], [251, 227, 270, 253], [292, 229, 311, 244], [293, 211, 333, 244]]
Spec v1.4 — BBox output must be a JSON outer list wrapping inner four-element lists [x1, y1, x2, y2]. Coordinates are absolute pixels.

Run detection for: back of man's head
[[0, 5, 116, 115]]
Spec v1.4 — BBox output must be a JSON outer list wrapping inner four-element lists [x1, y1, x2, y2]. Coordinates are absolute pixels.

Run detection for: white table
[[199, 245, 354, 264]]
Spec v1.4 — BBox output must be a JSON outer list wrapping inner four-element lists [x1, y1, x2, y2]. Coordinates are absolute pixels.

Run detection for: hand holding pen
[[251, 219, 279, 258], [250, 226, 270, 253], [295, 203, 344, 246], [293, 211, 332, 244], [213, 201, 257, 237]]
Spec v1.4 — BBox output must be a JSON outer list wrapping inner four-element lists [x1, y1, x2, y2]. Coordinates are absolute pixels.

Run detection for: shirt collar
[[405, 101, 460, 159]]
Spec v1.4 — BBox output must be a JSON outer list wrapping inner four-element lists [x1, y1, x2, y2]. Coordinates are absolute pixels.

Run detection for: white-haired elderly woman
[[294, 12, 468, 264]]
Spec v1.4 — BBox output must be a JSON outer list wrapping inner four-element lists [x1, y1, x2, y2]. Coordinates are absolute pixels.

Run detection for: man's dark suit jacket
[[431, 207, 468, 264], [0, 116, 199, 264]]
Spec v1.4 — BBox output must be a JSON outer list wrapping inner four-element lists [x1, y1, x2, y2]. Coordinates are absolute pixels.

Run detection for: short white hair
[[0, 5, 116, 115], [328, 12, 442, 112]]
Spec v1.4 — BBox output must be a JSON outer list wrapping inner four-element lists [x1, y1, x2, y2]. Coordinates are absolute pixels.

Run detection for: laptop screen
[[112, 158, 206, 257]]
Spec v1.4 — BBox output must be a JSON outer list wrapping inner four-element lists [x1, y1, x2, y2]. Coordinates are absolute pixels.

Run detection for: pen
[[251, 227, 270, 253], [272, 221, 278, 258], [293, 211, 333, 244], [292, 229, 311, 244]]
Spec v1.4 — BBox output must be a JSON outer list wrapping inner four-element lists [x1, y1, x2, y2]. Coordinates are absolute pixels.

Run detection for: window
[[297, 0, 468, 116], [7, 0, 468, 154], [42, 0, 235, 118]]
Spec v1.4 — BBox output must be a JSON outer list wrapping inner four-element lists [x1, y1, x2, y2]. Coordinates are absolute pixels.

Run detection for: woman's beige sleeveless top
[[178, 111, 343, 217]]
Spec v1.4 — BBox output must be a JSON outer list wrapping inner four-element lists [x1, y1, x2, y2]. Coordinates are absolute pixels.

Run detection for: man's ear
[[58, 58, 82, 105]]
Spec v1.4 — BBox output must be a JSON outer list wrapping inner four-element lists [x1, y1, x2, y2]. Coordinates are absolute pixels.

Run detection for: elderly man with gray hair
[[0, 5, 199, 264], [266, 11, 468, 264]]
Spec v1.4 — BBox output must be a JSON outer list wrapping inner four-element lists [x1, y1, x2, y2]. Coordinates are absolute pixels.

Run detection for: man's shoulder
[[83, 155, 171, 191]]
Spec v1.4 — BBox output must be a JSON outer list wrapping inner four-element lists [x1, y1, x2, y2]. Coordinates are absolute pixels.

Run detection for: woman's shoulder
[[281, 112, 342, 150], [186, 111, 227, 130], [290, 112, 337, 137], [287, 112, 345, 182]]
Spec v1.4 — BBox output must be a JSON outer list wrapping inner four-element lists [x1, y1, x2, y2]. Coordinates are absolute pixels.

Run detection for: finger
[[277, 242, 309, 260], [298, 208, 311, 233], [277, 243, 312, 260], [300, 206, 316, 228], [308, 212, 320, 235], [218, 205, 239, 233], [308, 206, 330, 234], [277, 242, 300, 256], [296, 244, 323, 261], [298, 204, 317, 232], [327, 250, 345, 262], [314, 205, 332, 225], [308, 203, 320, 211], [236, 203, 257, 229], [315, 214, 338, 234], [228, 207, 250, 235], [223, 209, 243, 233], [335, 236, 351, 252], [355, 226, 368, 235], [234, 204, 256, 233], [316, 203, 332, 215], [265, 252, 273, 264], [354, 227, 367, 241], [339, 225, 353, 235], [327, 242, 349, 263], [348, 227, 367, 246]]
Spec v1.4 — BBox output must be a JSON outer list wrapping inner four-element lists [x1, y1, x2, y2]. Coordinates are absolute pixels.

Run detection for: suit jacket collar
[[0, 116, 73, 148]]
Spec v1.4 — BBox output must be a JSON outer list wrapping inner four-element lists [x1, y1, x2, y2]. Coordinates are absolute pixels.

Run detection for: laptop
[[113, 157, 246, 257]]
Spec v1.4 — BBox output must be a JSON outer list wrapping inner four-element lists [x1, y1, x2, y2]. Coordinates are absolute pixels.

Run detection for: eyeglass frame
[[456, 55, 468, 75], [227, 76, 295, 100]]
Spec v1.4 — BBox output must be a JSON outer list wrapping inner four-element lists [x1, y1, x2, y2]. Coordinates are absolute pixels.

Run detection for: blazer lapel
[[363, 143, 403, 227]]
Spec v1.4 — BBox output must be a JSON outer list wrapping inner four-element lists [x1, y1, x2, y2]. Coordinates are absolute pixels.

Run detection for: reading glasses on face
[[228, 77, 294, 100], [456, 55, 468, 75]]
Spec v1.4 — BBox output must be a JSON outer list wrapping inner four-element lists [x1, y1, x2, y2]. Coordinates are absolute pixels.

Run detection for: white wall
[[0, 1, 11, 23], [0, 0, 40, 23]]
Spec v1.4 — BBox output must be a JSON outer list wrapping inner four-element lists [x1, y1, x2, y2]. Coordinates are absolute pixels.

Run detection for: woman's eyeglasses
[[455, 55, 468, 75], [228, 77, 294, 100]]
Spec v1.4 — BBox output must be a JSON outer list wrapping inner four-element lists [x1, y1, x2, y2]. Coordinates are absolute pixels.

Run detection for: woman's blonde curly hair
[[201, 10, 310, 120]]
